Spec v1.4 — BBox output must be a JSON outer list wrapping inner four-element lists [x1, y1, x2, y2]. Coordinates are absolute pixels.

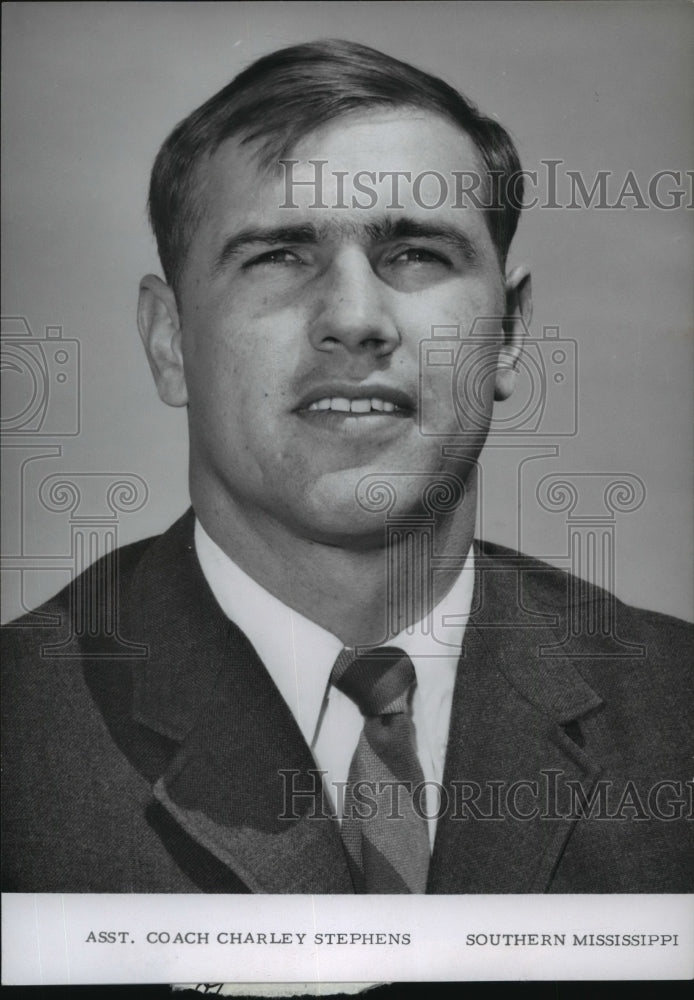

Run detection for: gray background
[[2, 0, 692, 622]]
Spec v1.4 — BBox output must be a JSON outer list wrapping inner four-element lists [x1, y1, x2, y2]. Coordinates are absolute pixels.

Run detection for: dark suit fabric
[[2, 509, 692, 893]]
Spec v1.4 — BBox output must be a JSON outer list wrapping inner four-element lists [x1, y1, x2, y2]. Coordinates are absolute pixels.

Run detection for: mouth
[[305, 396, 408, 415], [295, 383, 415, 420]]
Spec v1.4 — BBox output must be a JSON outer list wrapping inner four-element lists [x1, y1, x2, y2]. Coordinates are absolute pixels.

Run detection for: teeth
[[307, 396, 402, 413], [350, 398, 372, 413]]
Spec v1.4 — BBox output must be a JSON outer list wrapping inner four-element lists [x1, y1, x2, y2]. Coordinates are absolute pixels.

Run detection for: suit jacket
[[2, 509, 692, 892]]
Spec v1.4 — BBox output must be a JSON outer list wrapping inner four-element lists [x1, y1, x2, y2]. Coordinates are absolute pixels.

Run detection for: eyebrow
[[214, 225, 319, 272], [365, 217, 479, 262], [213, 216, 481, 273]]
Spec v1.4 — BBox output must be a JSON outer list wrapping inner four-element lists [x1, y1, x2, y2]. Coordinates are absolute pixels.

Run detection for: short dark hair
[[148, 39, 523, 293]]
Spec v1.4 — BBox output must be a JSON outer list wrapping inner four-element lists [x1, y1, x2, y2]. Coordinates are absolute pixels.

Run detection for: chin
[[292, 502, 389, 550]]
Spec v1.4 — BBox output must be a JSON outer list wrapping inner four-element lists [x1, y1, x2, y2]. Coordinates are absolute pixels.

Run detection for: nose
[[308, 247, 400, 358]]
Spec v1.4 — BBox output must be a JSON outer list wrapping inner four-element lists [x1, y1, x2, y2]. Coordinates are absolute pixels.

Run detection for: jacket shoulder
[[475, 537, 693, 645], [2, 531, 157, 635], [2, 506, 197, 633]]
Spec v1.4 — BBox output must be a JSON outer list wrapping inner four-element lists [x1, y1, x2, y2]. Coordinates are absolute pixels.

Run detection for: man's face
[[143, 111, 526, 546]]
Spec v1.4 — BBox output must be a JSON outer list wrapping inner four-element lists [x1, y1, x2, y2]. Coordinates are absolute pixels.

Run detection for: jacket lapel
[[91, 515, 605, 894], [428, 545, 605, 893], [146, 622, 352, 893], [115, 510, 352, 893]]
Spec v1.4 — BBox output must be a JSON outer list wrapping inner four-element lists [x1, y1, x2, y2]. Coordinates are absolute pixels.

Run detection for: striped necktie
[[330, 646, 430, 893]]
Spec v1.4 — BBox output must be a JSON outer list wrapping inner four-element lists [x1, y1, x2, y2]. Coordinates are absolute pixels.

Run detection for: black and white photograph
[[1, 0, 692, 988]]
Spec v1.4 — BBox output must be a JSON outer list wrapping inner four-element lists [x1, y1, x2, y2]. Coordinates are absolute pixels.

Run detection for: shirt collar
[[194, 518, 474, 744]]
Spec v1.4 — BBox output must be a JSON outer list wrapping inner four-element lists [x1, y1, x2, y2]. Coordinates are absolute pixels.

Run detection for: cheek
[[185, 325, 295, 453], [457, 279, 505, 324], [183, 307, 250, 389], [401, 279, 503, 330]]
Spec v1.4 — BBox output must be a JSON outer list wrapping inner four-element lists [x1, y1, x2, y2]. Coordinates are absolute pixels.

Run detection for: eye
[[389, 246, 450, 267], [244, 248, 305, 268]]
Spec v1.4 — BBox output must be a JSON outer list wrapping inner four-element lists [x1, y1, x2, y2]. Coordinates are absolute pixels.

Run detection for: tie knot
[[331, 646, 416, 717]]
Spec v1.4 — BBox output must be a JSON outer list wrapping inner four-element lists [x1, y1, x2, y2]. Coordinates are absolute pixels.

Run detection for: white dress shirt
[[194, 519, 474, 848]]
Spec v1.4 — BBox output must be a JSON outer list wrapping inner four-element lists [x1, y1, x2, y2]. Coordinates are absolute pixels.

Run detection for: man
[[2, 39, 692, 893]]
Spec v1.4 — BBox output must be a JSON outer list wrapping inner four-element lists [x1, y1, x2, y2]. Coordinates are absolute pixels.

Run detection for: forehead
[[193, 110, 491, 244], [285, 107, 483, 177]]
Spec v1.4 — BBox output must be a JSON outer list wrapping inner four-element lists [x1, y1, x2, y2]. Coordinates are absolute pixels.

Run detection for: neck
[[193, 479, 477, 648]]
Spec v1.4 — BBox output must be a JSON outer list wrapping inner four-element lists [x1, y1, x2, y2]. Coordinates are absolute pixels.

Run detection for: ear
[[137, 274, 188, 407], [495, 265, 532, 401]]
